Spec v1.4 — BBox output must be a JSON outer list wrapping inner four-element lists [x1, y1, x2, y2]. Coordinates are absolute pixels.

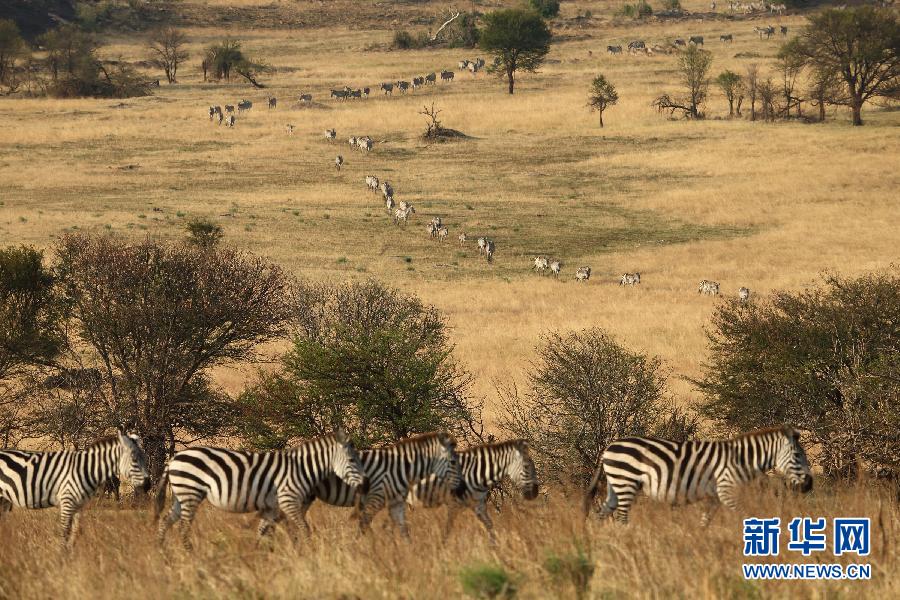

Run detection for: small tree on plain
[[186, 217, 224, 248], [745, 64, 760, 121], [808, 65, 845, 123], [716, 70, 743, 117], [0, 19, 27, 92], [148, 26, 188, 84], [652, 46, 713, 119], [498, 328, 698, 486], [587, 74, 618, 127], [786, 7, 900, 126], [480, 9, 552, 95]]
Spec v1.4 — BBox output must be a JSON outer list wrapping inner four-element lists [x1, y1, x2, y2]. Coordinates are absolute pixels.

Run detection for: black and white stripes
[[0, 431, 149, 547], [154, 429, 367, 549], [583, 426, 813, 524], [407, 440, 539, 543]]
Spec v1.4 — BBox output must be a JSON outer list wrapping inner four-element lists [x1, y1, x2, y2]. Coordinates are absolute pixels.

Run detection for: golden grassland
[[0, 1, 898, 597]]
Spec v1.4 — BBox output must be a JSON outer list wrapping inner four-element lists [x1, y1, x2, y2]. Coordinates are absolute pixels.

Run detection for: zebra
[[484, 239, 495, 262], [285, 124, 295, 136], [224, 115, 235, 127], [458, 232, 467, 245], [550, 260, 561, 277], [407, 440, 539, 544], [358, 137, 373, 152], [780, 25, 788, 36], [440, 70, 454, 82], [297, 432, 461, 539], [468, 62, 479, 75], [755, 26, 775, 39], [474, 58, 485, 69], [397, 80, 411, 93], [398, 200, 410, 212], [427, 222, 438, 238], [477, 237, 486, 255], [719, 34, 733, 43], [208, 105, 221, 121], [348, 89, 362, 100], [324, 128, 336, 142], [458, 60, 470, 70], [155, 430, 367, 550], [674, 39, 686, 46], [348, 136, 357, 148], [689, 36, 704, 46], [620, 272, 641, 286], [335, 155, 344, 171], [437, 227, 449, 242], [385, 196, 395, 212], [698, 279, 720, 295], [380, 181, 393, 201], [224, 104, 235, 115], [533, 257, 549, 273], [366, 175, 380, 192], [425, 72, 437, 84], [380, 82, 394, 95], [430, 216, 442, 230], [299, 93, 313, 103], [268, 97, 277, 109], [607, 45, 623, 54], [412, 76, 425, 89], [331, 89, 349, 100], [0, 431, 149, 548], [739, 286, 751, 303], [575, 266, 591, 282], [394, 206, 414, 225], [237, 100, 252, 113], [363, 87, 370, 98], [583, 426, 813, 525], [216, 110, 224, 126], [771, 3, 786, 14], [627, 40, 646, 53]]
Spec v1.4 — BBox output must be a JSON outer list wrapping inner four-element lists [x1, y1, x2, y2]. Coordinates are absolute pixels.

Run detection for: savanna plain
[[0, 1, 898, 598]]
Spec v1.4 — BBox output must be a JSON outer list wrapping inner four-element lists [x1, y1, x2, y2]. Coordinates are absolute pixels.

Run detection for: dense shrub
[[621, 1, 652, 19], [661, 0, 683, 11], [529, 0, 561, 19], [444, 12, 480, 48], [392, 29, 430, 50], [459, 564, 517, 599], [697, 271, 900, 479], [237, 280, 483, 449], [499, 328, 699, 486], [543, 544, 595, 599], [185, 217, 224, 248]]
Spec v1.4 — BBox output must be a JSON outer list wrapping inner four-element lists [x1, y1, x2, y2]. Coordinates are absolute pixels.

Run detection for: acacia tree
[[480, 9, 552, 95], [0, 19, 27, 92], [808, 65, 845, 123], [788, 7, 899, 126], [587, 74, 618, 127], [652, 46, 713, 119], [55, 234, 295, 479], [148, 26, 188, 84], [745, 64, 760, 121], [716, 70, 743, 117]]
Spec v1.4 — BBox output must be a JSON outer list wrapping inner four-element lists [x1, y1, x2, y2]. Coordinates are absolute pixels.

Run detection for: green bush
[[528, 0, 561, 18], [392, 29, 431, 49], [697, 271, 900, 479], [459, 564, 516, 599], [621, 0, 653, 18], [661, 0, 683, 11], [544, 544, 595, 600], [185, 217, 224, 248]]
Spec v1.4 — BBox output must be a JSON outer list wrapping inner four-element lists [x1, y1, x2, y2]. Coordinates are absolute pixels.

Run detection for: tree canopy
[[480, 9, 552, 94]]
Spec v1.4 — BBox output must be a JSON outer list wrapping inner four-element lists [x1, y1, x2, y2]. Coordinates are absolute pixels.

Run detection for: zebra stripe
[[407, 440, 538, 543], [583, 426, 813, 524], [154, 429, 367, 549], [299, 432, 461, 538], [0, 431, 149, 548]]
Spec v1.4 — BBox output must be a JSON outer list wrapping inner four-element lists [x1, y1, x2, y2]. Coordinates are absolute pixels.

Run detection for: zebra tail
[[153, 471, 169, 522], [582, 462, 606, 518]]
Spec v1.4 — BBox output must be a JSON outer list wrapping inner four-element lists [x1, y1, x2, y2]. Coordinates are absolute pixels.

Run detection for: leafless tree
[[745, 64, 760, 121], [148, 26, 188, 84]]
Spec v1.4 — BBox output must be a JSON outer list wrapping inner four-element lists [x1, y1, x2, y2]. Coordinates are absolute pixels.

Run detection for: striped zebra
[[380, 82, 394, 95], [268, 97, 277, 109], [698, 279, 720, 295], [607, 45, 623, 54], [407, 440, 539, 543], [620, 272, 641, 286], [385, 196, 395, 212], [575, 266, 591, 282], [550, 260, 561, 277], [689, 36, 704, 46], [394, 206, 414, 225], [583, 426, 813, 524], [224, 104, 235, 115], [425, 72, 437, 84], [331, 89, 349, 100], [0, 431, 149, 548], [297, 432, 461, 538], [335, 155, 344, 170], [458, 232, 467, 245], [440, 70, 454, 82], [324, 128, 336, 142], [299, 93, 313, 103], [739, 286, 751, 303], [237, 100, 252, 113], [484, 239, 495, 262], [437, 226, 449, 242], [533, 257, 549, 273], [154, 430, 367, 550], [720, 34, 733, 43], [366, 175, 379, 192], [397, 80, 411, 93], [477, 237, 486, 255]]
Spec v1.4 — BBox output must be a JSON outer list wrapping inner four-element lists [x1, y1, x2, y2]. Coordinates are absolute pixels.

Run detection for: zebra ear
[[335, 427, 349, 443], [518, 440, 530, 451]]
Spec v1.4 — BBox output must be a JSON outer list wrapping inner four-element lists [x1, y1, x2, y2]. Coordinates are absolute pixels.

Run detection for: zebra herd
[[609, 24, 788, 57], [726, 1, 786, 14], [1, 425, 817, 550], [206, 99, 253, 127], [329, 67, 455, 102]]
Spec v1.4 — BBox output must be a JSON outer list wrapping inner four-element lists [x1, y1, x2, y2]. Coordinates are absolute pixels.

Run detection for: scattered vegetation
[[0, 19, 27, 93], [543, 544, 596, 600], [620, 1, 653, 19], [499, 328, 699, 486], [652, 46, 713, 119], [202, 39, 272, 88], [147, 26, 188, 84], [480, 9, 552, 95], [716, 70, 744, 117], [528, 0, 561, 19], [392, 29, 431, 50], [459, 563, 517, 599], [185, 217, 224, 248]]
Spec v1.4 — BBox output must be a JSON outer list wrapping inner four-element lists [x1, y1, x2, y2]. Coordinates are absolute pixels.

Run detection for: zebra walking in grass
[[297, 432, 461, 539], [739, 286, 751, 303], [324, 128, 336, 142], [394, 206, 414, 225], [335, 155, 344, 170], [477, 237, 486, 255], [155, 430, 367, 550], [575, 266, 591, 282], [484, 239, 495, 262], [533, 257, 549, 273], [458, 232, 467, 245], [620, 272, 641, 286], [698, 279, 720, 295], [550, 260, 561, 277], [407, 440, 538, 544], [583, 426, 813, 525], [0, 431, 149, 548]]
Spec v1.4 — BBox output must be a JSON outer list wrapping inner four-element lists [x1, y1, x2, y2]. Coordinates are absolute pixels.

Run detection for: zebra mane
[[87, 435, 119, 450], [387, 431, 453, 449], [462, 439, 528, 453], [734, 425, 796, 440]]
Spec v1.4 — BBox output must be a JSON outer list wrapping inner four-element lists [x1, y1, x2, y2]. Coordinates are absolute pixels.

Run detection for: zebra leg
[[177, 497, 200, 551], [278, 498, 310, 547], [609, 484, 637, 524], [472, 499, 497, 546], [715, 480, 739, 512], [387, 498, 410, 540], [442, 503, 462, 540], [700, 496, 721, 527], [0, 498, 11, 518], [357, 494, 385, 536], [58, 498, 82, 550], [157, 496, 181, 546]]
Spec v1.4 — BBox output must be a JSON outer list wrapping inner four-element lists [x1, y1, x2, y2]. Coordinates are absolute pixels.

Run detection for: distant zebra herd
[[608, 24, 787, 56], [1, 424, 815, 550]]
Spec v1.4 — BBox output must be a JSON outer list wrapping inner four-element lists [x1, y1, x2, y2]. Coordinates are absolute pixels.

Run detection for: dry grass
[[0, 1, 898, 596]]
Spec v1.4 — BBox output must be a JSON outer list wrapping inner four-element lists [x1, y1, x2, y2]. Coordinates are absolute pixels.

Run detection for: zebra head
[[509, 440, 539, 500], [116, 430, 150, 493], [435, 432, 462, 493], [331, 428, 369, 494], [774, 427, 813, 493]]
